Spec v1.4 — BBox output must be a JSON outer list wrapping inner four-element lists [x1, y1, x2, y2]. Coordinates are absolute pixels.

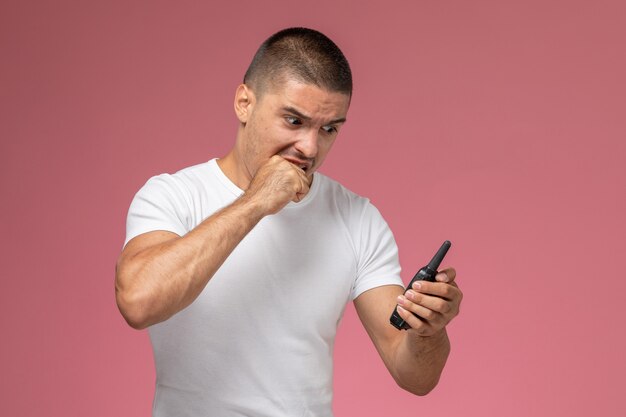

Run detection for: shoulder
[[314, 172, 371, 209], [129, 159, 219, 224], [315, 173, 384, 220], [151, 159, 215, 187], [125, 159, 219, 245], [138, 159, 216, 198], [313, 173, 389, 239]]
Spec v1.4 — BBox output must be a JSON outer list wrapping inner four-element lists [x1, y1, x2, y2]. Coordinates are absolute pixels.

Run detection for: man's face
[[235, 77, 350, 186]]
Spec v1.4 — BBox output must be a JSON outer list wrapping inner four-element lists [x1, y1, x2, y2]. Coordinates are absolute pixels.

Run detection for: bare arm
[[354, 268, 461, 395], [115, 196, 264, 329], [115, 156, 310, 329]]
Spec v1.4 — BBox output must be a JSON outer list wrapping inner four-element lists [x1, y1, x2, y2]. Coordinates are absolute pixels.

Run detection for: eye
[[285, 116, 302, 126], [321, 125, 338, 134]]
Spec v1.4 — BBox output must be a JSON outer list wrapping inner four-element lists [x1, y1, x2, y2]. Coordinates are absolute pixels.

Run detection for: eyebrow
[[282, 106, 347, 125]]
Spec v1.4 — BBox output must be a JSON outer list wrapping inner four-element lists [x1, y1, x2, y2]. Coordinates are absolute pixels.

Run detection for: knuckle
[[446, 267, 456, 279], [421, 309, 436, 321], [410, 291, 423, 303], [448, 287, 461, 303], [406, 316, 421, 330], [416, 324, 430, 336], [440, 285, 452, 298], [435, 299, 450, 314]]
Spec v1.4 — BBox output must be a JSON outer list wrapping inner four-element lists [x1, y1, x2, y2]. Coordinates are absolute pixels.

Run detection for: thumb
[[435, 267, 456, 283]]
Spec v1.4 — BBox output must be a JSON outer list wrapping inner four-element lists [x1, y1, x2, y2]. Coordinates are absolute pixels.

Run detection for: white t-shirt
[[125, 159, 403, 417]]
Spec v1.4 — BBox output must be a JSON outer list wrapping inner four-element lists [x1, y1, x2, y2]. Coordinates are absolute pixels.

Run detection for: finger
[[295, 166, 312, 187], [395, 305, 433, 335], [435, 267, 456, 283], [411, 280, 460, 301], [293, 183, 310, 202], [291, 170, 310, 202], [404, 290, 452, 316]]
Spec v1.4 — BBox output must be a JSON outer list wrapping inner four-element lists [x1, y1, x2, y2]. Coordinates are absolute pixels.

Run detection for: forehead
[[259, 78, 350, 121]]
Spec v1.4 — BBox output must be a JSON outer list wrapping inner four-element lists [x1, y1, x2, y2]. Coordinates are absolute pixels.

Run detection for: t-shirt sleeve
[[124, 174, 190, 247], [350, 202, 404, 300]]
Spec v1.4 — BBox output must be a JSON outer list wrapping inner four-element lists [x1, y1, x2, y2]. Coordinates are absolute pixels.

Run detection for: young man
[[116, 27, 462, 416]]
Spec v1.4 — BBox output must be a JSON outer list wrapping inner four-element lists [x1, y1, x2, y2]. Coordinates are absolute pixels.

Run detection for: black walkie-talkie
[[389, 241, 451, 330]]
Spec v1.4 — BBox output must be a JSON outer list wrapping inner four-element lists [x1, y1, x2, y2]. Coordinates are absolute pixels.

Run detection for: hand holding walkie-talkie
[[390, 241, 452, 330]]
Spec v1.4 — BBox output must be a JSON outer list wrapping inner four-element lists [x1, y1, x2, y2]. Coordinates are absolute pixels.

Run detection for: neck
[[217, 148, 251, 191]]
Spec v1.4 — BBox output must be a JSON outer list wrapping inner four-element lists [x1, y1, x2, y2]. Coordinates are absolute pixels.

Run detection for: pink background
[[2, 1, 625, 416]]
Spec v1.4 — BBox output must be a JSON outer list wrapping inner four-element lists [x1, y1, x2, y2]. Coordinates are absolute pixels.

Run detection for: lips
[[282, 156, 313, 172]]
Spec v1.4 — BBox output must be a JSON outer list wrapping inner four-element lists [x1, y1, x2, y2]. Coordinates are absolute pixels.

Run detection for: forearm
[[392, 328, 451, 395], [116, 193, 265, 329]]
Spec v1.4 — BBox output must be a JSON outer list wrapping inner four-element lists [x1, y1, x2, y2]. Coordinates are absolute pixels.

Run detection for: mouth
[[282, 156, 313, 173]]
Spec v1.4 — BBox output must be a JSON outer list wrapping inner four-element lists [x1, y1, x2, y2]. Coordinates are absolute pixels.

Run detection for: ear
[[234, 84, 255, 124]]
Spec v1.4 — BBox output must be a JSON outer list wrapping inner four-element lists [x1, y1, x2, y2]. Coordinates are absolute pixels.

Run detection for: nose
[[294, 128, 319, 159]]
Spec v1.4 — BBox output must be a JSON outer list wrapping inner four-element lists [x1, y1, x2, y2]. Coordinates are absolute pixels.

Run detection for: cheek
[[250, 122, 293, 158], [312, 137, 336, 166], [318, 136, 336, 154], [265, 122, 295, 150], [247, 115, 272, 147]]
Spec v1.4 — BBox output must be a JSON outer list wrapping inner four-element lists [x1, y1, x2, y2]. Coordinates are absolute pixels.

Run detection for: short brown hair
[[243, 27, 353, 97]]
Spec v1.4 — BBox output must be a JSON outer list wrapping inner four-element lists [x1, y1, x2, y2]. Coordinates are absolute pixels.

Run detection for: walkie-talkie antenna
[[426, 240, 451, 271]]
